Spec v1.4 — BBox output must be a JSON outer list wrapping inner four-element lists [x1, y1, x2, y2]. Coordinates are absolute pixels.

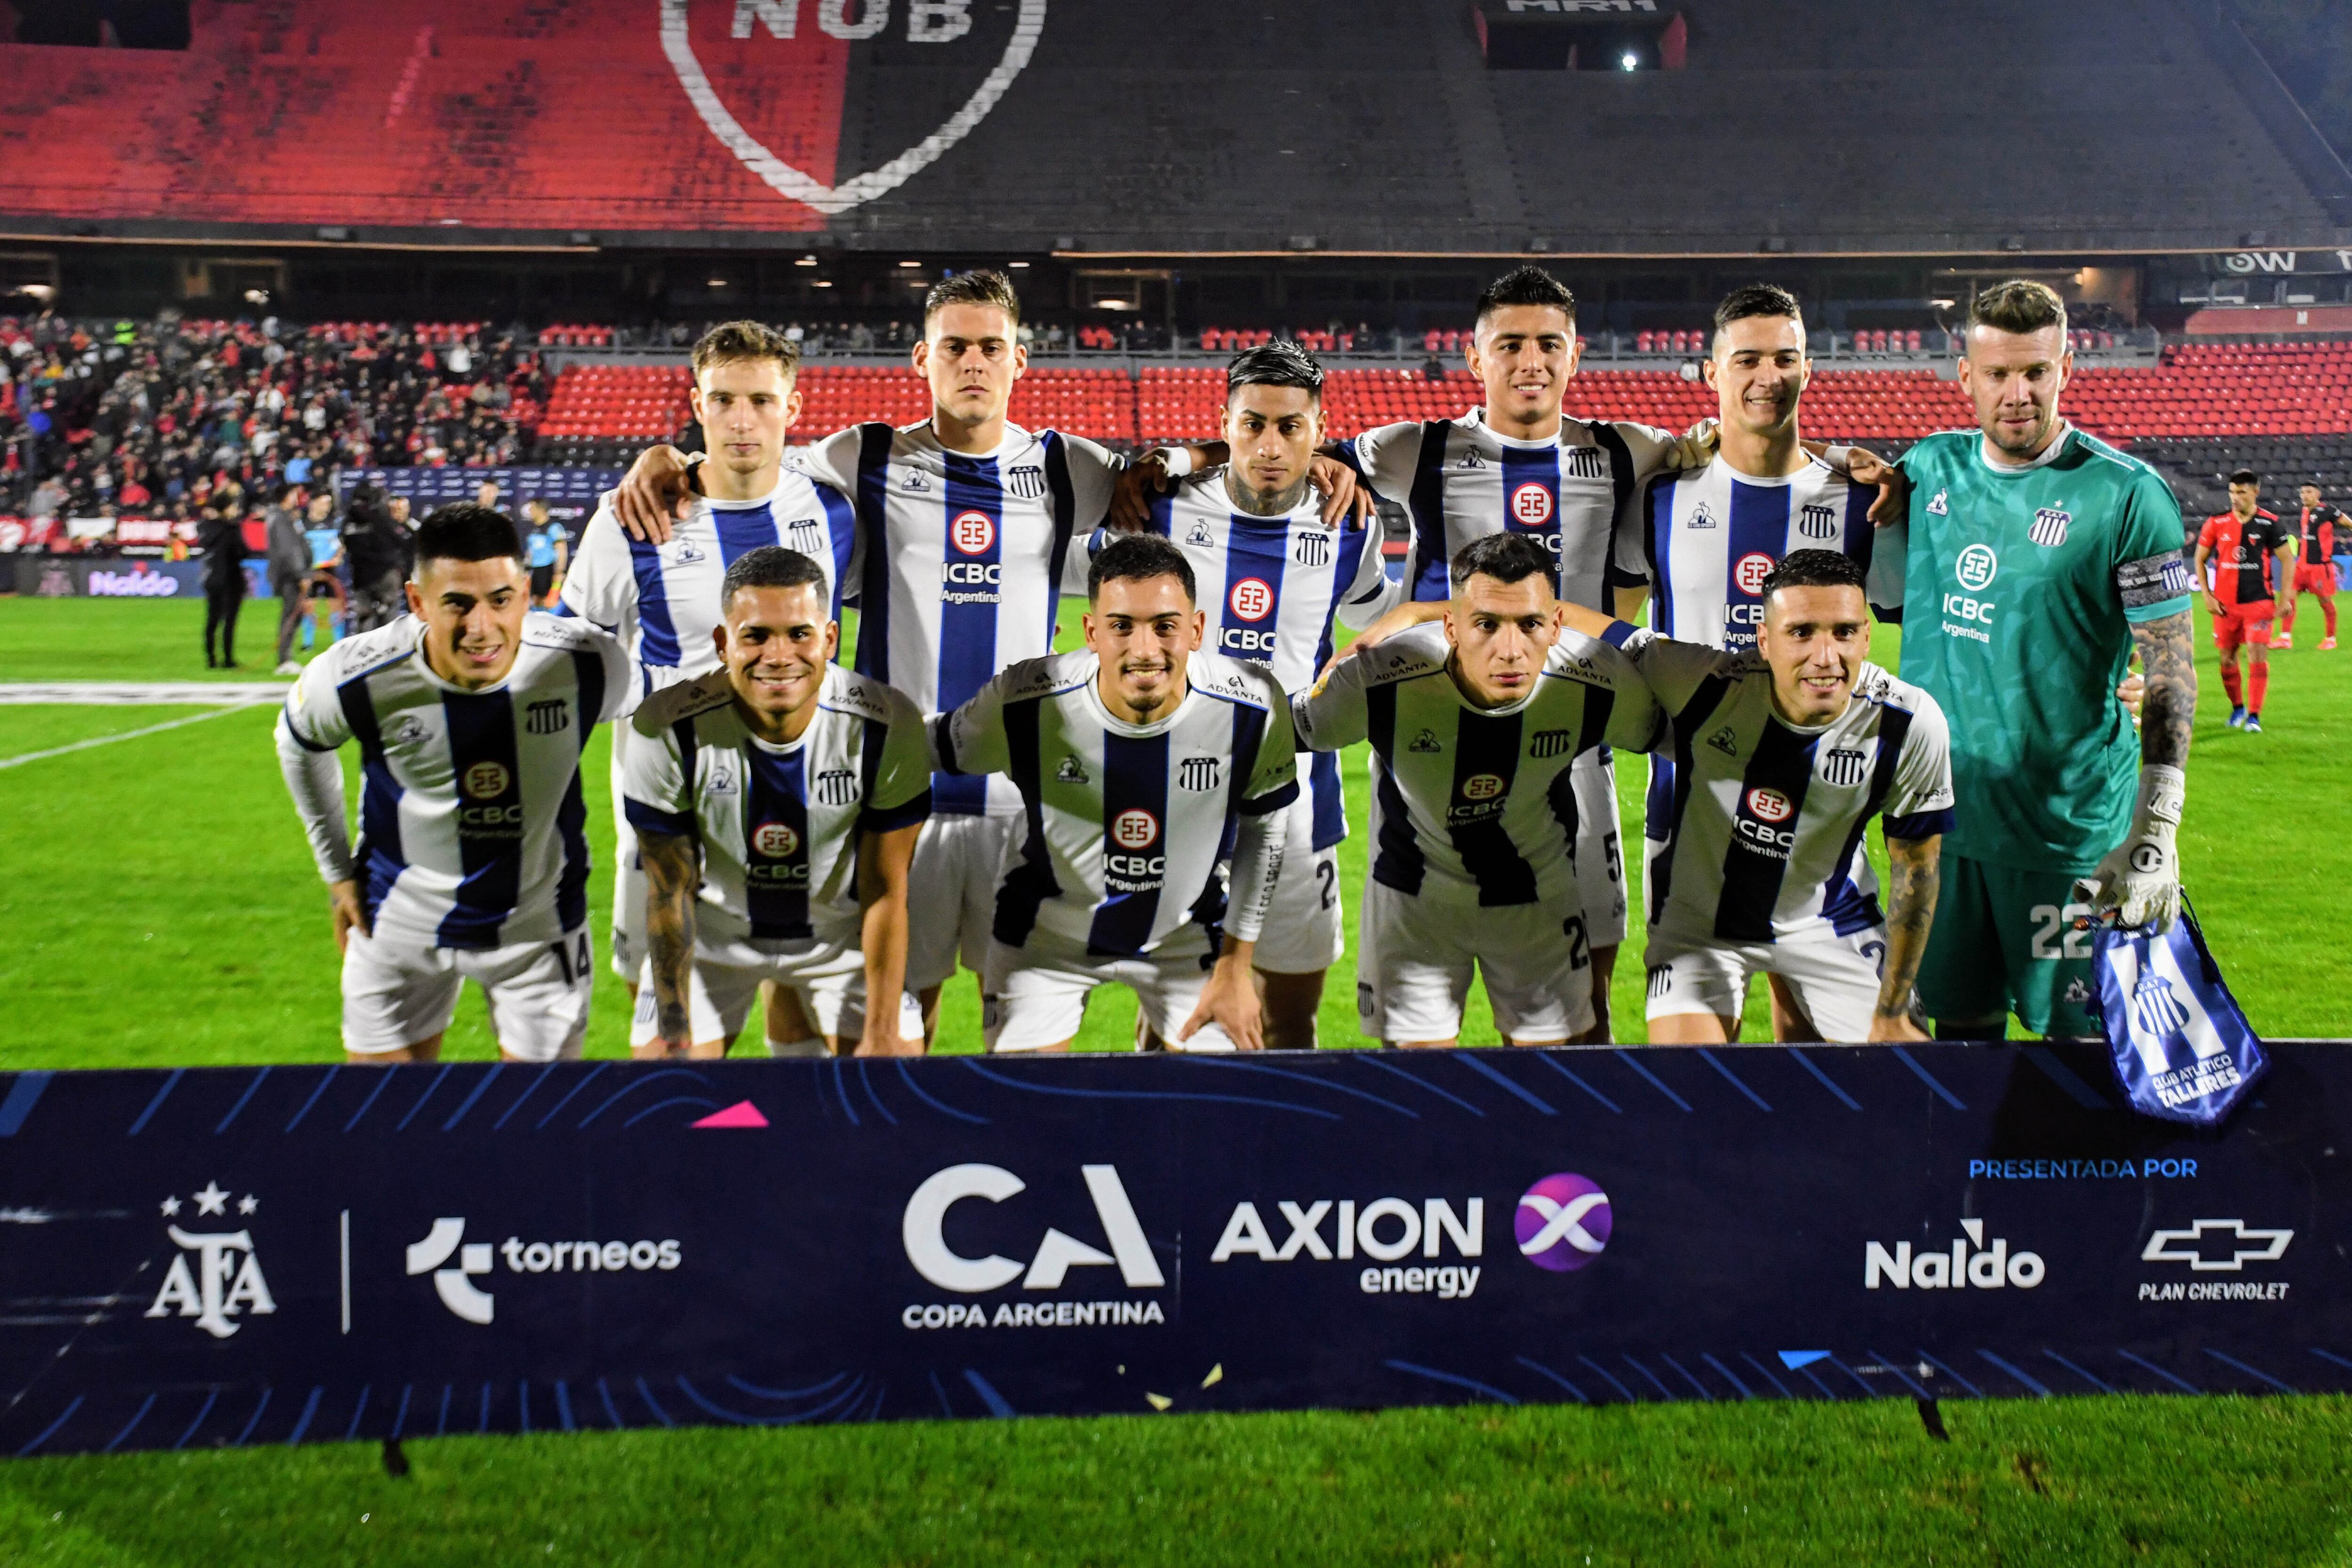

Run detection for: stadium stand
[[0, 1, 2342, 254]]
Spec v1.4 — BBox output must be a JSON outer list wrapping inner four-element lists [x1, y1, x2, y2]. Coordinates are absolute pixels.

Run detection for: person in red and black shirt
[[2193, 468, 2297, 732], [2277, 479, 2341, 651]]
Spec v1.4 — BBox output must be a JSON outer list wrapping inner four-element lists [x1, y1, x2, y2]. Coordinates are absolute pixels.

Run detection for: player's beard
[[1986, 398, 2058, 458], [1117, 658, 1176, 718]]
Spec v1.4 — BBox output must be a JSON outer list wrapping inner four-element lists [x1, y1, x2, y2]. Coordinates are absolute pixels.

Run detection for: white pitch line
[[0, 702, 270, 771], [0, 681, 292, 706]]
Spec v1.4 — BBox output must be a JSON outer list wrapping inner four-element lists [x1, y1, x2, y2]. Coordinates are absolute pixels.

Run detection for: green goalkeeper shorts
[[1915, 853, 2101, 1039]]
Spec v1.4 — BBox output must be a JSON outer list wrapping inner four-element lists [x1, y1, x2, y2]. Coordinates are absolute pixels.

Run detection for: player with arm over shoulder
[[1293, 534, 1662, 1049], [935, 534, 1298, 1053], [274, 503, 636, 1065], [1555, 551, 1951, 1043], [2276, 479, 2340, 650], [2191, 469, 2295, 732], [625, 547, 930, 1059], [560, 321, 858, 1048], [1114, 341, 1397, 1047], [1877, 281, 2195, 1040]]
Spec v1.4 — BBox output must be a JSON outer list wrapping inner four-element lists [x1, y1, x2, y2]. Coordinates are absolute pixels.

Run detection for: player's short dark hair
[[924, 269, 1022, 333], [1474, 265, 1576, 331], [1713, 283, 1803, 345], [691, 320, 801, 384], [1450, 532, 1554, 592], [1089, 532, 1195, 604], [721, 545, 827, 611], [2227, 468, 2261, 486], [1968, 279, 2066, 339], [1759, 548, 1866, 606], [411, 503, 523, 569], [1225, 340, 1324, 402], [2301, 478, 2323, 491]]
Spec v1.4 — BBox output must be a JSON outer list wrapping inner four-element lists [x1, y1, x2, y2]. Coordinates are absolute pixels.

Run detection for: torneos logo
[[1745, 787, 1794, 823], [1956, 543, 1999, 592], [462, 761, 512, 800], [752, 821, 801, 858], [1228, 577, 1274, 621], [1510, 483, 1554, 526], [1110, 808, 1159, 850], [1516, 1173, 1612, 1272], [1733, 552, 1775, 596], [1461, 773, 1507, 802], [950, 509, 996, 556]]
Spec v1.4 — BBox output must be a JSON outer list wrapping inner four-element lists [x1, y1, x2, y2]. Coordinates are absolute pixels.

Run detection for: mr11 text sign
[[1, 1043, 2344, 1457]]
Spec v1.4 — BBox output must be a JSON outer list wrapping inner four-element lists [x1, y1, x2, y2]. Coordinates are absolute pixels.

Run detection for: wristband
[[1824, 444, 1853, 474], [1157, 446, 1194, 478], [2134, 763, 2185, 840]]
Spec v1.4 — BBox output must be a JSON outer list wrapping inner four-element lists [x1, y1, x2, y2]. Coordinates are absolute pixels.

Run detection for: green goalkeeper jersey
[[1888, 425, 2192, 876]]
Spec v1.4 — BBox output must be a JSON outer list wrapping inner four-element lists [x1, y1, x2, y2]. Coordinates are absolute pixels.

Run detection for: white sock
[[766, 1037, 827, 1059]]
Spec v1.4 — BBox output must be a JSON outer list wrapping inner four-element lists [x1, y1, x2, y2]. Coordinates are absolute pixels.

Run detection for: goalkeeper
[[1863, 281, 2194, 1039]]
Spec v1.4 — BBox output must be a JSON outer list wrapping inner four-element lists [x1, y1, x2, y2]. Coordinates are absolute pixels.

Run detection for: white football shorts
[[1357, 878, 1593, 1046], [981, 926, 1228, 1053], [628, 936, 880, 1052], [906, 812, 1023, 991], [342, 924, 592, 1062], [1642, 924, 1891, 1043]]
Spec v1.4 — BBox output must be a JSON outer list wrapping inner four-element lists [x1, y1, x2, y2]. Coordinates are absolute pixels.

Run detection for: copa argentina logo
[[899, 1163, 1167, 1331], [1864, 1218, 2045, 1290], [144, 1184, 273, 1340]]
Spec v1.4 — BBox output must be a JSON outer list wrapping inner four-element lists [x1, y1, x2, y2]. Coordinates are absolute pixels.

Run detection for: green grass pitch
[[1, 594, 2348, 1564]]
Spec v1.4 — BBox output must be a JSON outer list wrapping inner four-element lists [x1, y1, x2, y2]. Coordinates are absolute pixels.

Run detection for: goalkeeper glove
[[2074, 763, 2184, 932]]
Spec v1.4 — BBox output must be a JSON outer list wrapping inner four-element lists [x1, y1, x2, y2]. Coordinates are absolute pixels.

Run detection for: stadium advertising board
[[2, 1043, 2342, 1457]]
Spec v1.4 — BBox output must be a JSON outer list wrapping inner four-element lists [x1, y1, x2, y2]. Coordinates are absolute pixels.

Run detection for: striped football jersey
[[277, 613, 636, 948], [935, 648, 1298, 956], [1617, 626, 1955, 946], [620, 665, 934, 947], [800, 420, 1126, 819], [1291, 622, 1661, 908]]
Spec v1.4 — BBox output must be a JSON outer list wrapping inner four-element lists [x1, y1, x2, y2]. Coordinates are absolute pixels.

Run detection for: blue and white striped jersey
[[1291, 623, 1660, 909], [1625, 455, 1890, 654], [935, 649, 1298, 956], [1619, 628, 1955, 946], [1114, 468, 1395, 851], [1335, 410, 1687, 611], [800, 420, 1125, 819], [276, 613, 636, 949], [559, 470, 857, 686], [620, 666, 934, 948]]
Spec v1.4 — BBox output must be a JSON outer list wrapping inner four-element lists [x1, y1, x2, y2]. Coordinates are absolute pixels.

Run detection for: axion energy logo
[[1515, 1173, 1611, 1272]]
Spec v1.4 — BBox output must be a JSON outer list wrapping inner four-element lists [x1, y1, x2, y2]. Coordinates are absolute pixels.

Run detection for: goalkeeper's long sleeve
[[275, 713, 355, 884]]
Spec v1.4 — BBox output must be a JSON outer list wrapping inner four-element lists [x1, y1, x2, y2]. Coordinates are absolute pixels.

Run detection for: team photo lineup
[[265, 264, 2233, 1063]]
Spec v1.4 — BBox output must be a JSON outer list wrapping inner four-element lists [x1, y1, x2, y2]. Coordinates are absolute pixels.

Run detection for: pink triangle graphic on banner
[[691, 1100, 770, 1130]]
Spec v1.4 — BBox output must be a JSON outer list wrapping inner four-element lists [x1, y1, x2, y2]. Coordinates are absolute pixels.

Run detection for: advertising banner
[[0, 1043, 2342, 1459]]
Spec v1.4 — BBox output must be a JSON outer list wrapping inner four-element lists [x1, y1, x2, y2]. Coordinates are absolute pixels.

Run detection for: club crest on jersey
[[1005, 464, 1046, 501], [1185, 520, 1216, 549], [1055, 755, 1090, 785], [1686, 500, 1717, 531], [1819, 748, 1867, 787], [462, 761, 512, 800], [1408, 728, 1443, 754], [1563, 448, 1607, 480], [1229, 577, 1274, 621], [814, 769, 858, 806], [1927, 489, 1949, 516], [1733, 552, 1775, 597], [752, 821, 801, 859], [1178, 757, 1222, 792], [1511, 483, 1555, 527], [1110, 809, 1160, 850], [525, 699, 570, 736], [1529, 729, 1575, 758], [2030, 508, 2071, 548], [787, 518, 827, 555], [1799, 503, 1839, 541], [1706, 725, 1740, 757], [951, 510, 996, 556], [1294, 531, 1331, 567]]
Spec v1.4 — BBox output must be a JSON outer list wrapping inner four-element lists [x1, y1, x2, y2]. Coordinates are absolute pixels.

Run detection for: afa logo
[[662, 0, 1045, 218], [1510, 483, 1555, 527], [1733, 552, 1775, 597], [752, 821, 802, 859], [950, 510, 996, 556], [1515, 1173, 1611, 1273], [1110, 809, 1159, 850], [144, 1184, 273, 1340]]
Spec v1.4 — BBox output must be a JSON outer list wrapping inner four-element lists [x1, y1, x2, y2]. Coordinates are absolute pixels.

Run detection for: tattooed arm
[[1871, 833, 1940, 1042], [639, 829, 701, 1059], [2129, 609, 2195, 770]]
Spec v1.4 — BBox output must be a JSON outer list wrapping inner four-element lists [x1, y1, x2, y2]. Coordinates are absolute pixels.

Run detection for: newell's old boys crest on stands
[[2092, 900, 2267, 1125], [660, 0, 1045, 218]]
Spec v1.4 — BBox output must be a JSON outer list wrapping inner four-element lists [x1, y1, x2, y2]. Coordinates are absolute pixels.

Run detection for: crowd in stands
[[0, 311, 553, 524]]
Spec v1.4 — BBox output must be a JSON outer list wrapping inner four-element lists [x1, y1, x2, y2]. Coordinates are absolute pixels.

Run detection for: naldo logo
[[1865, 1218, 2044, 1290]]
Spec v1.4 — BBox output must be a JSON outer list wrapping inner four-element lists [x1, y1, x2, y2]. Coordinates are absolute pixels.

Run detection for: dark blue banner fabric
[[0, 1043, 2341, 1458]]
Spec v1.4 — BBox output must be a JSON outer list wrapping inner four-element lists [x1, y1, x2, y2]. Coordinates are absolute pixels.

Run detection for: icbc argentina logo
[[1733, 552, 1775, 596], [1461, 773, 1506, 802], [1110, 809, 1159, 850], [1745, 787, 1793, 823], [660, 0, 1044, 219], [950, 510, 995, 556], [462, 761, 511, 800], [1510, 483, 1553, 526], [752, 821, 801, 858], [1228, 577, 1273, 621]]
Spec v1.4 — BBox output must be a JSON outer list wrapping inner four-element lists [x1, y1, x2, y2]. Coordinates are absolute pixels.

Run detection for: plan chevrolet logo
[[2140, 1218, 2292, 1272]]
